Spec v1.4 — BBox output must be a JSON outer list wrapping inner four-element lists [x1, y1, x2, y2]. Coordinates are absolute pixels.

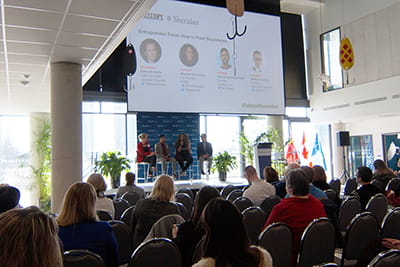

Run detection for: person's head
[[300, 166, 314, 183], [125, 172, 136, 186], [356, 166, 373, 183], [200, 133, 207, 142], [286, 169, 309, 197], [0, 206, 63, 267], [284, 162, 300, 176], [140, 39, 160, 63], [176, 133, 190, 147], [184, 46, 194, 62], [244, 165, 258, 182], [220, 48, 230, 67], [191, 186, 220, 225], [180, 44, 198, 66], [373, 159, 393, 175], [56, 182, 97, 226], [150, 175, 175, 202], [138, 133, 148, 142], [87, 173, 107, 195], [263, 166, 279, 182], [159, 134, 166, 143], [253, 50, 262, 69], [0, 185, 20, 213], [312, 165, 327, 183]]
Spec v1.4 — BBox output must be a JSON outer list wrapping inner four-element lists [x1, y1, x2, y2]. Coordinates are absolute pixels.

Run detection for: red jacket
[[136, 142, 152, 162]]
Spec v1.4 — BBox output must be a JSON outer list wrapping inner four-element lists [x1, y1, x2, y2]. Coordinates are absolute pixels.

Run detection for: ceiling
[[0, 0, 319, 114]]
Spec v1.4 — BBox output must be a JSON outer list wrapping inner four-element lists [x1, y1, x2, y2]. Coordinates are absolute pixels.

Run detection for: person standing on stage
[[137, 133, 157, 177], [175, 133, 193, 176], [155, 134, 177, 178], [197, 133, 213, 175]]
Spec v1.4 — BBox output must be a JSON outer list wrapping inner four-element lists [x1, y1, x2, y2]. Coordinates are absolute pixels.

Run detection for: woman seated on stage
[[174, 133, 193, 176], [57, 182, 119, 267], [87, 173, 114, 219], [193, 198, 272, 267], [137, 133, 157, 177]]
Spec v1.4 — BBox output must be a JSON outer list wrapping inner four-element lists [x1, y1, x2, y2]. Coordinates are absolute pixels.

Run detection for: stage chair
[[136, 162, 152, 182], [109, 220, 133, 265]]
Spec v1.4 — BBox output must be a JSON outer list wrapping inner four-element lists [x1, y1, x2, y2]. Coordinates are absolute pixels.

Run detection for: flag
[[311, 133, 326, 169], [301, 131, 309, 160], [286, 139, 299, 163]]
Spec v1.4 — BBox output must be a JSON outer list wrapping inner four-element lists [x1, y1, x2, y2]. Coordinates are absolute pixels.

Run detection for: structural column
[[50, 62, 82, 212]]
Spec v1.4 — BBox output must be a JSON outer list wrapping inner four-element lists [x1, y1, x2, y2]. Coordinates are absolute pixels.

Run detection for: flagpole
[[339, 146, 350, 184]]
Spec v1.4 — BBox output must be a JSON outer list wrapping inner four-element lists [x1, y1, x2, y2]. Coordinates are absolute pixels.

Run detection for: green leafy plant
[[211, 151, 237, 181], [239, 131, 254, 165], [95, 151, 131, 188]]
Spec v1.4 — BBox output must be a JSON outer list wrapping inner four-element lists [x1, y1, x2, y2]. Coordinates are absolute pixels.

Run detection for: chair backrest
[[344, 178, 358, 196], [175, 202, 190, 220], [226, 189, 243, 202], [366, 193, 388, 225], [258, 222, 292, 267], [113, 198, 130, 220], [298, 218, 336, 267], [380, 207, 400, 239], [109, 220, 133, 265], [121, 191, 142, 206], [144, 214, 185, 241], [325, 189, 339, 203], [242, 206, 266, 245], [371, 179, 385, 192], [233, 196, 253, 212], [176, 187, 194, 200], [128, 238, 182, 267], [368, 249, 400, 267], [63, 249, 105, 267], [313, 263, 338, 267], [175, 193, 193, 216], [96, 210, 112, 221], [120, 205, 136, 229], [338, 196, 361, 232], [341, 212, 379, 265], [260, 195, 281, 220], [221, 184, 236, 198], [386, 178, 400, 191], [329, 179, 341, 195]]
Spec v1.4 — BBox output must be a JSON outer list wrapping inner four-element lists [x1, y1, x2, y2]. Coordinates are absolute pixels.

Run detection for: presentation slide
[[127, 0, 285, 115]]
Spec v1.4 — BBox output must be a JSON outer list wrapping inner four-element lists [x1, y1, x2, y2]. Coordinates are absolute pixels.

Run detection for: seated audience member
[[87, 173, 115, 218], [356, 238, 400, 267], [173, 186, 220, 267], [137, 133, 157, 177], [354, 166, 383, 210], [262, 168, 326, 267], [116, 172, 145, 199], [372, 159, 396, 191], [263, 166, 286, 198], [0, 184, 20, 213], [0, 206, 63, 267], [57, 182, 119, 267], [197, 133, 213, 175], [132, 175, 179, 249], [301, 166, 328, 199], [193, 198, 272, 267], [155, 134, 177, 177], [386, 181, 400, 207], [312, 165, 330, 191], [175, 133, 193, 176], [243, 166, 276, 205]]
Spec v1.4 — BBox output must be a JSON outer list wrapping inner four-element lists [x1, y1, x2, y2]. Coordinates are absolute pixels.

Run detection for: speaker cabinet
[[337, 131, 350, 146]]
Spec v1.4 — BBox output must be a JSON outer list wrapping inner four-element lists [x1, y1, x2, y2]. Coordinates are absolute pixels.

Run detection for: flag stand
[[339, 146, 350, 184]]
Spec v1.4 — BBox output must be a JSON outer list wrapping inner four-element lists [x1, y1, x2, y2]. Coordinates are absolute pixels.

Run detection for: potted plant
[[95, 151, 131, 188], [212, 151, 237, 182]]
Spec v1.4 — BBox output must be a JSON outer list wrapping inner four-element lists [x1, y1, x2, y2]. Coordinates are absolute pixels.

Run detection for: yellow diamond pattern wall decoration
[[340, 37, 354, 70]]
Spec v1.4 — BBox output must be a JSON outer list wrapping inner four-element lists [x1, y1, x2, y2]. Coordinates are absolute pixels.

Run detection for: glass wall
[[321, 28, 343, 92], [349, 135, 374, 177]]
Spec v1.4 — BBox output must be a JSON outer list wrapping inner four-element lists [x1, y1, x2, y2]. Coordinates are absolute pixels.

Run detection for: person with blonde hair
[[87, 173, 115, 218], [137, 133, 157, 177], [132, 174, 179, 249], [0, 206, 63, 267], [57, 182, 119, 267]]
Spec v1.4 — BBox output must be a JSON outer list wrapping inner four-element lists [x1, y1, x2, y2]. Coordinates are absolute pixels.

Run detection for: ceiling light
[[23, 74, 31, 79], [20, 80, 29, 86]]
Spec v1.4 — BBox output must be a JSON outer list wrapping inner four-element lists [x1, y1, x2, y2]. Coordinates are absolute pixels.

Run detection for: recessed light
[[20, 80, 29, 86], [23, 74, 31, 79]]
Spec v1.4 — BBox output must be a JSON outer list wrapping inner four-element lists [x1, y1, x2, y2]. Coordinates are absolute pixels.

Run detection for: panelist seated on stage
[[197, 133, 213, 175], [136, 133, 157, 177], [155, 134, 177, 177], [116, 172, 145, 199], [175, 133, 193, 176]]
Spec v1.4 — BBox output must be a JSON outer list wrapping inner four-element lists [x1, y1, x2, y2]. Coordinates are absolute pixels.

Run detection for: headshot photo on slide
[[140, 38, 162, 64], [252, 50, 263, 73], [180, 44, 198, 67], [219, 48, 232, 70]]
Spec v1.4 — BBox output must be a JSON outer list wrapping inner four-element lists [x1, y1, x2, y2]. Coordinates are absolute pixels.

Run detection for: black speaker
[[123, 43, 137, 76], [337, 131, 350, 146]]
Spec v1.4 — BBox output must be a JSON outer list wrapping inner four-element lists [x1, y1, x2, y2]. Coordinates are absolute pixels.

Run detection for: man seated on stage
[[197, 133, 213, 175], [154, 134, 177, 178], [116, 172, 145, 199], [243, 165, 276, 206], [353, 166, 383, 210]]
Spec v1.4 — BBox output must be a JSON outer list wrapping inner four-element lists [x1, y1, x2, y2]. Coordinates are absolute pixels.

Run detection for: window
[[349, 135, 374, 177], [320, 28, 343, 92]]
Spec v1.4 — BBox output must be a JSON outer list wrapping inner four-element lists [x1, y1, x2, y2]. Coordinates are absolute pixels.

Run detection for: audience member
[[285, 162, 300, 175], [193, 198, 272, 267], [116, 172, 145, 199], [57, 182, 119, 267], [263, 166, 286, 198], [312, 165, 330, 191], [87, 173, 115, 218], [356, 238, 400, 267], [301, 166, 328, 199], [132, 175, 179, 249], [155, 134, 177, 177], [354, 166, 382, 210], [372, 159, 396, 191], [0, 185, 20, 213], [262, 168, 326, 267], [0, 206, 63, 267], [243, 166, 276, 205], [173, 186, 220, 267], [175, 133, 193, 176], [197, 133, 213, 175], [137, 133, 157, 177]]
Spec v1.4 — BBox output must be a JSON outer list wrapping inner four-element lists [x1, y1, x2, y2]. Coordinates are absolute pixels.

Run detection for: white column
[[50, 62, 82, 213]]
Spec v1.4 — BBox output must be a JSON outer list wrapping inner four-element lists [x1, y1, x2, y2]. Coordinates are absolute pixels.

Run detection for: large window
[[349, 135, 374, 177], [321, 28, 343, 92]]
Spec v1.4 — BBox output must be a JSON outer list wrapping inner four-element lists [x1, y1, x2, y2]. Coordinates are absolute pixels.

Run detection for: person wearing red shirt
[[136, 133, 157, 177], [262, 168, 326, 267]]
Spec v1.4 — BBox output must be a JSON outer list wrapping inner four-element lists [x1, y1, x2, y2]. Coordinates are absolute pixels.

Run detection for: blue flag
[[311, 133, 326, 169]]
